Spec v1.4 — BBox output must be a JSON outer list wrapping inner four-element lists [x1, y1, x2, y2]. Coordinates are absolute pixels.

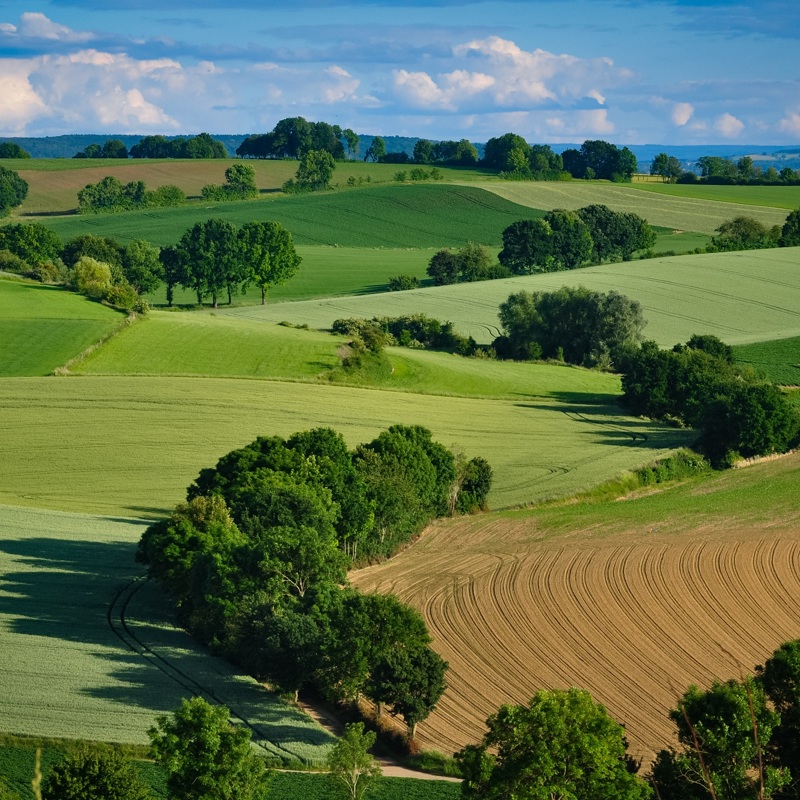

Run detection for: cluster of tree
[[236, 117, 359, 161], [77, 176, 186, 214], [74, 139, 129, 159], [494, 286, 646, 367], [332, 314, 480, 357], [0, 166, 28, 216], [498, 205, 655, 275], [680, 154, 800, 185], [281, 149, 336, 193], [392, 166, 443, 182], [138, 426, 490, 736], [620, 335, 800, 465], [385, 138, 478, 166], [562, 140, 638, 181], [0, 142, 30, 159], [456, 639, 800, 800], [427, 242, 510, 285], [201, 163, 259, 201], [0, 225, 159, 311], [707, 209, 800, 251], [482, 133, 566, 180], [129, 132, 228, 159], [163, 217, 300, 306]]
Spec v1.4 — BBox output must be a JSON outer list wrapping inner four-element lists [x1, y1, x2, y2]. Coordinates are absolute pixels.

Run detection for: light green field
[[733, 336, 800, 385], [34, 184, 542, 248], [0, 504, 334, 765], [0, 279, 124, 376], [631, 182, 800, 210], [73, 312, 343, 378], [227, 248, 800, 347], [0, 376, 690, 516], [476, 180, 790, 234]]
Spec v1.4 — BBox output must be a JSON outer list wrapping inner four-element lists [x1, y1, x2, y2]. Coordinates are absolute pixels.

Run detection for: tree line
[[73, 133, 229, 160], [651, 151, 800, 185], [137, 426, 492, 741]]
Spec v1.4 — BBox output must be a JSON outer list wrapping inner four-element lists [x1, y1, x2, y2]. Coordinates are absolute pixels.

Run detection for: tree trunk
[[227, 285, 232, 305], [261, 285, 266, 305]]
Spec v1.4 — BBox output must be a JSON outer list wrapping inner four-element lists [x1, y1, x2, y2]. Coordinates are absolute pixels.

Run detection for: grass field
[[733, 335, 800, 385], [0, 279, 124, 376], [31, 184, 543, 249], [0, 504, 335, 765], [631, 182, 800, 210], [223, 247, 800, 347], [352, 451, 800, 763], [477, 180, 790, 234], [0, 376, 690, 516]]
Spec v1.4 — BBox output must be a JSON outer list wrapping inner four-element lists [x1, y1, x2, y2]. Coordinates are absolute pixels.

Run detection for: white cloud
[[714, 112, 745, 137], [543, 109, 615, 137], [672, 102, 694, 126], [18, 11, 93, 43], [779, 112, 800, 136], [0, 60, 49, 134], [390, 36, 629, 114]]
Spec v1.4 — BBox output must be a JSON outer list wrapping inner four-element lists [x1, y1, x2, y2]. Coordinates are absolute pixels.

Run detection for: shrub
[[388, 274, 419, 291]]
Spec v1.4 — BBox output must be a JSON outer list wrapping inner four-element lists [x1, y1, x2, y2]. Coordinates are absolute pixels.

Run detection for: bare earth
[[351, 454, 800, 766]]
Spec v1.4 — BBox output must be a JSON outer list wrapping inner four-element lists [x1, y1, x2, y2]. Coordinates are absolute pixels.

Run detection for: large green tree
[[41, 750, 150, 800], [0, 166, 28, 216], [457, 688, 652, 800], [364, 137, 386, 163], [0, 142, 30, 159], [326, 723, 382, 800], [239, 220, 301, 304], [149, 697, 268, 800], [650, 152, 682, 182], [779, 208, 800, 247]]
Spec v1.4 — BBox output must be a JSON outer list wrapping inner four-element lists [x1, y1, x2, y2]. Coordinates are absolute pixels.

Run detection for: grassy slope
[[0, 504, 335, 764], [476, 180, 789, 234], [630, 182, 800, 210], [0, 376, 689, 516], [223, 247, 800, 347], [34, 184, 544, 248], [0, 279, 124, 376], [733, 335, 800, 385]]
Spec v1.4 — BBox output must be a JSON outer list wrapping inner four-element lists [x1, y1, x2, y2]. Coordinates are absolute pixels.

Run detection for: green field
[[222, 247, 800, 347], [0, 376, 690, 516], [0, 279, 124, 376], [733, 335, 800, 385], [477, 180, 790, 234], [0, 504, 335, 765], [31, 184, 544, 249], [631, 182, 800, 210]]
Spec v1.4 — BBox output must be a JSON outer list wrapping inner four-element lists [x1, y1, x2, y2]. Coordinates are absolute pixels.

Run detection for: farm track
[[352, 505, 800, 764]]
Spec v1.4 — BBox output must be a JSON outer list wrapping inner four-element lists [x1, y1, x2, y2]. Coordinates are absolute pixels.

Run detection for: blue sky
[[1, 0, 798, 144]]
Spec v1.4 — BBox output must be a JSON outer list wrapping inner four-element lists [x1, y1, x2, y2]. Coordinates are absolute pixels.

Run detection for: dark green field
[[733, 335, 800, 385]]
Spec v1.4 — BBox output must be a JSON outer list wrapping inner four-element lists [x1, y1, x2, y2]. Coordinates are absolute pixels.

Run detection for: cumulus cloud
[[672, 102, 694, 126], [779, 112, 800, 136], [391, 36, 629, 114], [714, 112, 745, 137], [250, 62, 363, 106]]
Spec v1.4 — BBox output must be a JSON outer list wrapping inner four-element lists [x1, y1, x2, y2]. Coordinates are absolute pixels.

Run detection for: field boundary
[[53, 312, 140, 375]]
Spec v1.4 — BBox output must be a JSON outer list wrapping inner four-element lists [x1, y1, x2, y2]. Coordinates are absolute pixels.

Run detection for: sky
[[0, 0, 799, 145]]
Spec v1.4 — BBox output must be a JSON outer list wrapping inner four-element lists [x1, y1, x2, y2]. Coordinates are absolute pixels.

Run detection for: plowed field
[[352, 453, 800, 764]]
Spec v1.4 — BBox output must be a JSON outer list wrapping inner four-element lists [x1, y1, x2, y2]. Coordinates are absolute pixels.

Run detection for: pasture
[[352, 451, 800, 763], [0, 376, 690, 516], [223, 247, 800, 347], [0, 504, 335, 765], [631, 181, 800, 210], [0, 279, 123, 376], [477, 180, 790, 233]]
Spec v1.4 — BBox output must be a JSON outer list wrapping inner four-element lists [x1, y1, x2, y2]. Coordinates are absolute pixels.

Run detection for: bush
[[388, 274, 419, 291], [0, 249, 28, 274]]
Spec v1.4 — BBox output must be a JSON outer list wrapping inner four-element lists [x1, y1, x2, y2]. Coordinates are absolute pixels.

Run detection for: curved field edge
[[0, 376, 690, 516], [0, 504, 334, 766], [474, 180, 790, 234], [351, 451, 800, 764], [222, 247, 800, 347]]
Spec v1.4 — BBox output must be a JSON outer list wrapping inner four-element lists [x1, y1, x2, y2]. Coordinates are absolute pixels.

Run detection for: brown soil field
[[16, 160, 297, 214], [351, 452, 800, 765]]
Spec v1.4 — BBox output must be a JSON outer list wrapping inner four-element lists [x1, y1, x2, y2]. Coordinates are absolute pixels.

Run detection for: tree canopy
[[0, 166, 28, 216], [41, 750, 150, 800]]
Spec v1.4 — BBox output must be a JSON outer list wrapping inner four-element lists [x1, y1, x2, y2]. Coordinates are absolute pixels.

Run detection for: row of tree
[[237, 118, 359, 161], [139, 426, 492, 737], [72, 133, 229, 160], [620, 335, 800, 465], [77, 176, 186, 214], [651, 151, 800, 185], [458, 639, 800, 799]]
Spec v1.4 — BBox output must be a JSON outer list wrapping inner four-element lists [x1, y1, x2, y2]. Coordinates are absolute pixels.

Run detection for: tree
[[239, 220, 301, 304], [284, 149, 335, 192], [426, 249, 461, 285], [41, 749, 149, 800], [121, 240, 162, 295], [326, 723, 382, 800], [62, 234, 123, 270], [0, 142, 30, 159], [697, 155, 737, 179], [102, 139, 128, 159], [149, 697, 268, 800], [364, 137, 386, 163], [73, 257, 113, 300], [498, 218, 553, 274], [546, 208, 593, 269], [0, 166, 28, 216], [650, 678, 788, 800], [457, 688, 652, 800], [709, 216, 780, 251], [649, 152, 682, 182], [482, 133, 529, 170], [223, 163, 258, 199], [780, 208, 800, 247], [0, 222, 61, 266], [413, 139, 434, 164], [342, 128, 359, 159]]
